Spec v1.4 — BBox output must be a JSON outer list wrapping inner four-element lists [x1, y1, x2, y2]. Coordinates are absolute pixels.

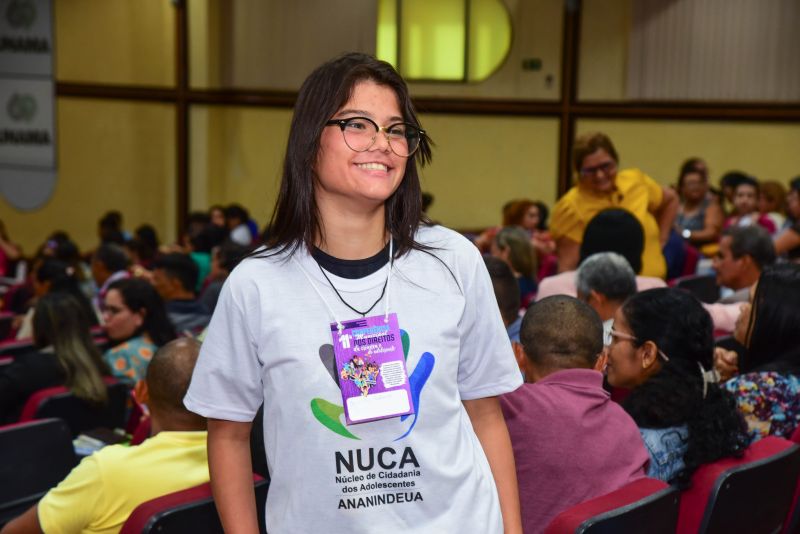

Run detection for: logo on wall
[[6, 93, 36, 122], [5, 0, 37, 30]]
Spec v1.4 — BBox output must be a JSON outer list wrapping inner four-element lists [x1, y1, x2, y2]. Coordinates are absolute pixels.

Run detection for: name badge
[[331, 313, 414, 425]]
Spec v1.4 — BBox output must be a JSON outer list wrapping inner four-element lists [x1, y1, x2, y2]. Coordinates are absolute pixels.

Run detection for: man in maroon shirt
[[500, 296, 649, 533]]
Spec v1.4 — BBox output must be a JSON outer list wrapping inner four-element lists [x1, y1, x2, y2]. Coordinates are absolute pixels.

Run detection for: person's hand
[[713, 347, 739, 381]]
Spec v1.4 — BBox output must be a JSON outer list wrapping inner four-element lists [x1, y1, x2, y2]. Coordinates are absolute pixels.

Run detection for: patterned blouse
[[103, 336, 158, 383], [724, 372, 800, 442]]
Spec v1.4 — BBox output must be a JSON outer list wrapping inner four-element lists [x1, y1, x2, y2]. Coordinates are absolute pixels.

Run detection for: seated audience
[[40, 233, 94, 298], [500, 296, 649, 533], [491, 226, 537, 308], [484, 256, 522, 343], [0, 292, 110, 424], [576, 252, 637, 343], [719, 171, 750, 215], [199, 241, 250, 313], [537, 208, 666, 301], [723, 176, 776, 234], [758, 180, 787, 230], [550, 132, 677, 278], [774, 176, 800, 260], [2, 338, 209, 534], [126, 224, 160, 271], [606, 288, 749, 485], [97, 210, 128, 246], [712, 226, 775, 303], [209, 204, 226, 229], [151, 253, 211, 333], [225, 203, 254, 246], [716, 264, 800, 441], [674, 160, 723, 247], [103, 278, 176, 383], [475, 199, 556, 259], [16, 258, 98, 340], [91, 243, 131, 312]]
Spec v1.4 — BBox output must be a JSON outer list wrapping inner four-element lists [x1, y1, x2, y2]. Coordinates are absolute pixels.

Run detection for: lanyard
[[292, 239, 393, 333]]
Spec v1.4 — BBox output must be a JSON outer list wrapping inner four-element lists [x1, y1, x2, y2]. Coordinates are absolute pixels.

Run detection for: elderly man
[[576, 252, 638, 342]]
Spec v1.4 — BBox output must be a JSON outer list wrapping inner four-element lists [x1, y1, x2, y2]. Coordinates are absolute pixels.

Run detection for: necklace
[[317, 263, 388, 317]]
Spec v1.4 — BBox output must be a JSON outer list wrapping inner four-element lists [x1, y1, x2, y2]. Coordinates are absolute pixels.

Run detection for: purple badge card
[[331, 312, 414, 425]]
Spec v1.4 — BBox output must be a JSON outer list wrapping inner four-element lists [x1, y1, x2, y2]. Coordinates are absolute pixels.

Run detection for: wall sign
[[0, 0, 56, 211]]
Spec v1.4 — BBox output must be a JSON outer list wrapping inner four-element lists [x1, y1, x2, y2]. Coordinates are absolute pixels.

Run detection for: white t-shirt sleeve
[[184, 265, 263, 421], [455, 242, 523, 400]]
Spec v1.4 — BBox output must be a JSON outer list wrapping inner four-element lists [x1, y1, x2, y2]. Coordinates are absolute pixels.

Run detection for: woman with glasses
[[184, 54, 523, 533], [102, 278, 176, 383], [550, 132, 678, 279], [606, 288, 748, 485]]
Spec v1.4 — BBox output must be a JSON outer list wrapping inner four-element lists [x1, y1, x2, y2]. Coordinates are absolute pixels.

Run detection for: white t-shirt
[[184, 225, 522, 533]]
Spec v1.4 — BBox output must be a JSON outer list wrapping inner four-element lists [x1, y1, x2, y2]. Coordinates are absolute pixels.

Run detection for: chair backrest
[[544, 477, 680, 534], [678, 436, 800, 534], [784, 428, 800, 533], [0, 419, 78, 525], [673, 274, 720, 303], [19, 378, 129, 437], [0, 339, 36, 358], [119, 477, 269, 534]]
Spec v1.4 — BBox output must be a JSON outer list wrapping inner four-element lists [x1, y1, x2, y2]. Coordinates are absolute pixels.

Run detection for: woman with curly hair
[[717, 264, 800, 441], [605, 288, 748, 486]]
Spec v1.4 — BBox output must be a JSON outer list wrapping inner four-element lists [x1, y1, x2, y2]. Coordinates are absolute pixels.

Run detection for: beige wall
[[189, 106, 291, 225], [2, 99, 176, 255], [418, 114, 560, 229], [55, 0, 174, 85], [576, 119, 800, 188], [578, 0, 630, 101]]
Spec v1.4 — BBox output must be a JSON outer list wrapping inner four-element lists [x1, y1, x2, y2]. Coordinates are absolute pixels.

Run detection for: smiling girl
[[184, 53, 523, 534]]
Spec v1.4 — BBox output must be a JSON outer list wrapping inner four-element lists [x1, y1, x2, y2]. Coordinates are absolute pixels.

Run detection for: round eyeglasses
[[325, 116, 424, 158]]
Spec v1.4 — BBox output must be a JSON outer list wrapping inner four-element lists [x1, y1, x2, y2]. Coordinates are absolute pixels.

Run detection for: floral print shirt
[[103, 336, 157, 383], [724, 372, 800, 442]]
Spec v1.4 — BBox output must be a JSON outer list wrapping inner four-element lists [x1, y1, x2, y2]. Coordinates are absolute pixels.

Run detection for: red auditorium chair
[[544, 478, 680, 534], [18, 377, 129, 437], [119, 477, 269, 534], [677, 436, 800, 533], [0, 419, 77, 526], [784, 428, 800, 534]]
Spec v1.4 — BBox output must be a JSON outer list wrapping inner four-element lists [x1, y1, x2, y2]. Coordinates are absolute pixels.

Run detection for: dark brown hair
[[263, 53, 433, 259]]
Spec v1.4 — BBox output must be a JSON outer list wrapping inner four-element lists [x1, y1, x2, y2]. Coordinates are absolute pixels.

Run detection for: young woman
[[184, 53, 523, 533], [0, 292, 109, 423], [102, 278, 176, 383], [605, 288, 748, 486], [718, 264, 800, 441]]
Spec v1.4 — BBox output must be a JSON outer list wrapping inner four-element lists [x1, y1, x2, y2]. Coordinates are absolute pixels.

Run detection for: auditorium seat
[[119, 477, 269, 534], [18, 378, 129, 437], [671, 274, 720, 303], [0, 419, 77, 526], [543, 477, 679, 534], [678, 436, 800, 533]]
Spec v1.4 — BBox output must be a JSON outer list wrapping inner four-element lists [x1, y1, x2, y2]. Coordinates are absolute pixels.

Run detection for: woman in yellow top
[[550, 132, 678, 279]]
